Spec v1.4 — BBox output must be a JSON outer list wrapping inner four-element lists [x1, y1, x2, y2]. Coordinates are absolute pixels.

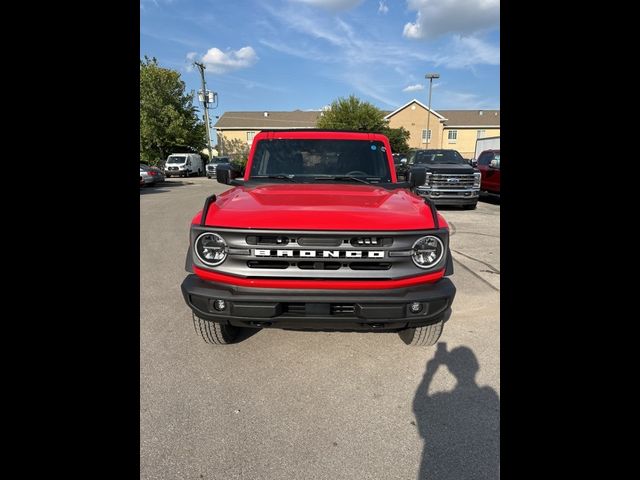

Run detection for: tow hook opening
[[366, 323, 385, 329], [250, 321, 272, 327]]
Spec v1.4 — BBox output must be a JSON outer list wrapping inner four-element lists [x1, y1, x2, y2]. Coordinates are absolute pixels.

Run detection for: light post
[[424, 73, 440, 147]]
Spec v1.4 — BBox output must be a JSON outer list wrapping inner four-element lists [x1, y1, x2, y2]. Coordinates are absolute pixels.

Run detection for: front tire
[[193, 314, 240, 345], [398, 319, 444, 346]]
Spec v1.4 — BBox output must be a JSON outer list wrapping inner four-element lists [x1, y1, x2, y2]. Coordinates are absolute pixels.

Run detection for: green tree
[[383, 126, 410, 154], [317, 95, 410, 153], [316, 95, 387, 131], [140, 56, 207, 166]]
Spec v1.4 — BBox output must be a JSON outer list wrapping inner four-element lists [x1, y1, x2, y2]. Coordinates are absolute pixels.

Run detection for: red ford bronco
[[181, 130, 456, 346]]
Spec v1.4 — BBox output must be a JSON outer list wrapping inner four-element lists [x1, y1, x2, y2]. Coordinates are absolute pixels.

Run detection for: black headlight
[[195, 232, 228, 266]]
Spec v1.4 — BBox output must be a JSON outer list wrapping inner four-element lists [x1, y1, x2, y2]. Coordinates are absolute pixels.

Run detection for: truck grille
[[168, 166, 179, 171], [191, 227, 449, 280], [429, 173, 475, 189]]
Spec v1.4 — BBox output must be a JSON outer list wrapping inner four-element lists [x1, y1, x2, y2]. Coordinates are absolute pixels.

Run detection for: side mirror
[[401, 158, 407, 164], [469, 159, 478, 167], [216, 164, 231, 184], [489, 159, 499, 169], [408, 168, 426, 188]]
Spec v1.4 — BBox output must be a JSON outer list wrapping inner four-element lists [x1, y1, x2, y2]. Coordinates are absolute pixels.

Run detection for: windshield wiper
[[253, 174, 296, 182], [313, 175, 374, 185]]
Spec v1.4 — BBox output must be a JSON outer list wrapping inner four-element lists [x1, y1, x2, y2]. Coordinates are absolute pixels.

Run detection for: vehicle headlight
[[195, 232, 228, 266], [412, 236, 444, 269], [474, 172, 481, 187]]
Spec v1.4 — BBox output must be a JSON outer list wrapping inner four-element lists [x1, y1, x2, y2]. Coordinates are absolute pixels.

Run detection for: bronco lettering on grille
[[254, 249, 385, 259]]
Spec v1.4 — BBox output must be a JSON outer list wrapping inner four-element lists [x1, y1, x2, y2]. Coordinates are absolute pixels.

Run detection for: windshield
[[167, 156, 186, 164], [249, 139, 392, 182], [413, 150, 467, 165]]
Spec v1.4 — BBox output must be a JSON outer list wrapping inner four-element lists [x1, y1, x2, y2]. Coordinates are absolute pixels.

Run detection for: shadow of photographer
[[413, 342, 500, 479]]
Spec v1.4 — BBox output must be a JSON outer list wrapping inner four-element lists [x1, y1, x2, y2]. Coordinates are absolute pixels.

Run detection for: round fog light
[[214, 299, 227, 311], [409, 302, 423, 313]]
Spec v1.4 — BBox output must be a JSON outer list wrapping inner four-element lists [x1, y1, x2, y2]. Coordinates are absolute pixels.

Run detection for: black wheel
[[192, 313, 240, 345], [398, 319, 444, 346], [197, 168, 202, 176], [462, 202, 477, 210], [207, 175, 211, 179]]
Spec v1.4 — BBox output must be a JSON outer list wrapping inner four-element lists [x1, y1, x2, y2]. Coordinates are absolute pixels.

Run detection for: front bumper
[[181, 274, 456, 331], [415, 188, 479, 205]]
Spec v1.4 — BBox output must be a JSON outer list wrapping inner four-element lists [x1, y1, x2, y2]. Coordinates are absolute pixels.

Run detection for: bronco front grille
[[191, 227, 449, 280], [429, 173, 475, 189]]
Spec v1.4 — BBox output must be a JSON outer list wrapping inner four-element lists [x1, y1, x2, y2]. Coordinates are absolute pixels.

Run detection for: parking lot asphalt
[[140, 177, 500, 480]]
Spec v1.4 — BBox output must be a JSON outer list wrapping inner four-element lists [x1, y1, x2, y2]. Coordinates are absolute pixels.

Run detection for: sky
[[140, 0, 499, 122]]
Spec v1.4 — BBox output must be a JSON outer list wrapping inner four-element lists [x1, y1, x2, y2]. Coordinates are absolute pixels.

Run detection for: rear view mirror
[[489, 159, 499, 169]]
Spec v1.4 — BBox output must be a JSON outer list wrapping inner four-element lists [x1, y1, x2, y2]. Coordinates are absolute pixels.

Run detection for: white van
[[164, 153, 203, 178]]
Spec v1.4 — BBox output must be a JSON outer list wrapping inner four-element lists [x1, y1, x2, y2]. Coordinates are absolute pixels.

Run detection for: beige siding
[[217, 129, 259, 146], [386, 103, 444, 150], [441, 128, 500, 158]]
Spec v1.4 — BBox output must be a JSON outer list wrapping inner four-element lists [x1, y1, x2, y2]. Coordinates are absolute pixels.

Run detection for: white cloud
[[433, 35, 499, 68], [289, 0, 363, 10], [378, 1, 389, 14], [194, 46, 259, 74], [436, 89, 498, 109], [403, 83, 424, 92], [403, 0, 499, 40]]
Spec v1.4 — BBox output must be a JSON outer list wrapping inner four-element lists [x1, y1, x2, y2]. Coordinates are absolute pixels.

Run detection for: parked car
[[206, 156, 230, 179], [140, 164, 165, 186], [164, 153, 203, 178], [476, 149, 500, 197]]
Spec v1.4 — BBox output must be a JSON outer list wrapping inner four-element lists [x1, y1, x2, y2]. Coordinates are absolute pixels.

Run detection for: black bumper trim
[[181, 274, 455, 331]]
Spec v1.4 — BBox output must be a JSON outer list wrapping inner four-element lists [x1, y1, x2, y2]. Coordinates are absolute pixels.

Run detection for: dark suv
[[407, 149, 481, 209]]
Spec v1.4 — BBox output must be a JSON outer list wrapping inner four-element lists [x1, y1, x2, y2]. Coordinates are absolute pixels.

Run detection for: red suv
[[477, 149, 500, 196], [181, 130, 456, 347]]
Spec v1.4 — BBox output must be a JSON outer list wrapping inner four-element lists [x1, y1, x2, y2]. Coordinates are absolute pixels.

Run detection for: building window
[[421, 129, 432, 143], [247, 131, 256, 144], [477, 129, 486, 139], [447, 130, 457, 143]]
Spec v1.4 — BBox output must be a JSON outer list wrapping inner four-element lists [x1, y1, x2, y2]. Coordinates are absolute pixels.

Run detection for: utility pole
[[194, 62, 214, 163]]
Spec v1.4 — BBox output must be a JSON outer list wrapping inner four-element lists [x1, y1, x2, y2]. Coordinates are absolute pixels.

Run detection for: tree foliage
[[218, 136, 251, 172], [316, 95, 387, 131], [383, 126, 411, 154], [316, 95, 411, 153], [140, 56, 207, 165]]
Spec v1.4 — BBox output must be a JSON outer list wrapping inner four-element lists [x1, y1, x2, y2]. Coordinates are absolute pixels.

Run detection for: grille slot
[[246, 235, 290, 245], [247, 260, 289, 269], [349, 262, 392, 270], [285, 303, 306, 314], [298, 261, 341, 270], [331, 304, 356, 314], [297, 237, 342, 247]]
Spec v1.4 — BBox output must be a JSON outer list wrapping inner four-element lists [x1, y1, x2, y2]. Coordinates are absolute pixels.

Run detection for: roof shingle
[[214, 111, 322, 129]]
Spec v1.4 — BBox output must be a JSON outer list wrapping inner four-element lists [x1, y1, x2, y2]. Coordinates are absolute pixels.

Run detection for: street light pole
[[425, 73, 440, 147]]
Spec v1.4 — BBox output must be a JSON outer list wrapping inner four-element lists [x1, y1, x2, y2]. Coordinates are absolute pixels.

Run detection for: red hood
[[195, 184, 446, 231]]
